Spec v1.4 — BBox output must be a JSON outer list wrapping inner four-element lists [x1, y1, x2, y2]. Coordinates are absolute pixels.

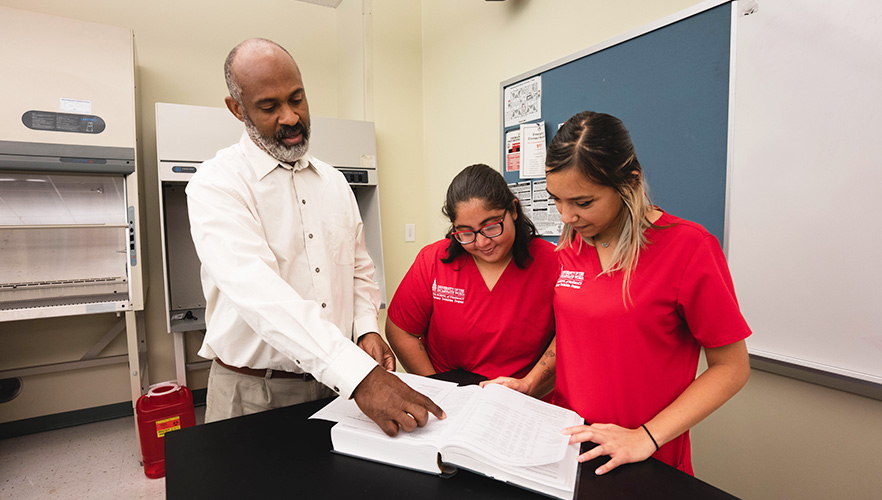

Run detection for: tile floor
[[0, 406, 205, 500]]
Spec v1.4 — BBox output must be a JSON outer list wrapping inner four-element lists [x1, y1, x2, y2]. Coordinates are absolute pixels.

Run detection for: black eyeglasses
[[451, 211, 506, 244]]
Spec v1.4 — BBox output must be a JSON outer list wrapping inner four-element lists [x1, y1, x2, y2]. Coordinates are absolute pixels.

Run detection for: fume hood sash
[[0, 140, 135, 175]]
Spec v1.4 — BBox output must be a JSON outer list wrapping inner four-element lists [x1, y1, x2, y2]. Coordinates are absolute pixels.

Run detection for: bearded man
[[186, 38, 443, 435]]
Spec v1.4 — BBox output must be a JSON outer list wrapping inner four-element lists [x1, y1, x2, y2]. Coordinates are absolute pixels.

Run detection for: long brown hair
[[545, 111, 659, 302]]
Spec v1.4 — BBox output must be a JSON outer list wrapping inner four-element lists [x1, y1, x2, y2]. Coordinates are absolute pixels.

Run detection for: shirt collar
[[239, 131, 318, 180]]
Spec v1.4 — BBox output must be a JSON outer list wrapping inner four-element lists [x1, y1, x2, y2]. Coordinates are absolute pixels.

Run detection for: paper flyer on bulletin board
[[505, 129, 521, 172], [519, 121, 546, 179], [508, 179, 562, 237], [530, 179, 563, 236], [509, 181, 532, 217], [504, 75, 542, 128]]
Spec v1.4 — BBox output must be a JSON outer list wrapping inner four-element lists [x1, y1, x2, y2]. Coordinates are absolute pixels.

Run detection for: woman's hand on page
[[479, 376, 531, 394], [480, 338, 555, 399], [357, 332, 396, 371], [561, 423, 657, 475]]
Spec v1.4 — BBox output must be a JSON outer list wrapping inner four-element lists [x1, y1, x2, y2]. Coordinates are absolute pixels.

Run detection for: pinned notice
[[505, 129, 521, 172], [504, 76, 541, 128], [519, 121, 546, 179]]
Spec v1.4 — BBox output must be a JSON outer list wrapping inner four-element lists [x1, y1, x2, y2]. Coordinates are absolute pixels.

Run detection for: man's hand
[[357, 332, 396, 371], [352, 366, 446, 436]]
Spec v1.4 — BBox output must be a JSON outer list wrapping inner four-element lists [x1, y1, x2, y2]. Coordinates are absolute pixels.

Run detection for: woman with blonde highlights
[[486, 111, 751, 475]]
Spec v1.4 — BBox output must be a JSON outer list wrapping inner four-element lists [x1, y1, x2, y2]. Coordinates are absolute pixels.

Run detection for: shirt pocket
[[326, 221, 355, 265]]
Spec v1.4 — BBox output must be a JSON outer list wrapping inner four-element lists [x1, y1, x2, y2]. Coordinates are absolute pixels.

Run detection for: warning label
[[156, 416, 182, 438]]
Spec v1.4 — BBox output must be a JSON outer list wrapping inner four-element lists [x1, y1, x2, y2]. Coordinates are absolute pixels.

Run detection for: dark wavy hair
[[440, 164, 538, 269]]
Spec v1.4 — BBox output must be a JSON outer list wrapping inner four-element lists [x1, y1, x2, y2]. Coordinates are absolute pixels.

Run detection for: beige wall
[[692, 366, 882, 499], [371, 0, 428, 312], [2, 1, 881, 499]]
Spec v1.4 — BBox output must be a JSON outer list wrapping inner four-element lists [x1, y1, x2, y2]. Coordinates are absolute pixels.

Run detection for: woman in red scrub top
[[484, 111, 751, 475], [386, 164, 557, 399]]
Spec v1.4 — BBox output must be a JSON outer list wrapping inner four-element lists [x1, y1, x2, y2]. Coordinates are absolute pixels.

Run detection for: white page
[[497, 440, 581, 489], [310, 374, 578, 467], [310, 372, 466, 437], [330, 383, 482, 451], [441, 384, 578, 467]]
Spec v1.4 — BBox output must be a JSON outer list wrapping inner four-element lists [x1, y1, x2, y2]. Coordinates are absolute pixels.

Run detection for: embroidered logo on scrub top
[[556, 270, 585, 290], [432, 279, 465, 304]]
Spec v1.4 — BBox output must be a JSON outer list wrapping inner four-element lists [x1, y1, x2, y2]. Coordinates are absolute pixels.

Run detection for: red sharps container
[[136, 381, 196, 478]]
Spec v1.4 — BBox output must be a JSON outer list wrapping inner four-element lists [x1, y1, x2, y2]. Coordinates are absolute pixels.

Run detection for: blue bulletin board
[[500, 0, 734, 246]]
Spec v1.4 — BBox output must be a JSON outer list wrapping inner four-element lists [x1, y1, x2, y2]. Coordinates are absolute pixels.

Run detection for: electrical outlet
[[405, 224, 416, 242]]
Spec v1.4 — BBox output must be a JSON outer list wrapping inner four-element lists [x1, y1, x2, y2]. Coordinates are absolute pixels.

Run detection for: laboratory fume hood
[[0, 7, 148, 406]]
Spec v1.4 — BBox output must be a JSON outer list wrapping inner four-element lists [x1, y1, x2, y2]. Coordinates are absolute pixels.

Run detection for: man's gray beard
[[244, 116, 309, 165]]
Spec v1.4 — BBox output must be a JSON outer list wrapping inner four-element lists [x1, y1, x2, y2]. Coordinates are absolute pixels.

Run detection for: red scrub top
[[388, 238, 557, 381], [553, 211, 751, 475]]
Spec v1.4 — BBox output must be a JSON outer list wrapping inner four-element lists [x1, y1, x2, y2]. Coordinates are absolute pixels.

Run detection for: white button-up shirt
[[186, 132, 379, 398]]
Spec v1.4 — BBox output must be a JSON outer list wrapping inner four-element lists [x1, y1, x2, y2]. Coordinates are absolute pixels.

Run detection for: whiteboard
[[729, 0, 882, 385]]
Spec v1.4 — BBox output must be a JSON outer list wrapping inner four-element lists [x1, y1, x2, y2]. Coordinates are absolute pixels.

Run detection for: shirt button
[[333, 386, 339, 393], [321, 303, 327, 308], [302, 199, 306, 204], [308, 233, 314, 239], [315, 267, 320, 273]]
